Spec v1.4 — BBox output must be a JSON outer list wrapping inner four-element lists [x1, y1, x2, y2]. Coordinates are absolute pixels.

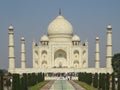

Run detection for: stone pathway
[[3, 86, 12, 90], [40, 80, 85, 90], [49, 80, 76, 90], [69, 80, 85, 90], [40, 80, 55, 90]]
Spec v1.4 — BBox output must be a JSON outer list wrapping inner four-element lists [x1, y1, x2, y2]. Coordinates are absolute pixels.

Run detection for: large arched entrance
[[54, 49, 67, 68]]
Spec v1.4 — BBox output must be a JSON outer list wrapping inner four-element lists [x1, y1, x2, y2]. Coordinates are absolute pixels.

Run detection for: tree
[[86, 73, 92, 85], [99, 73, 102, 89], [112, 53, 120, 73], [12, 74, 20, 90], [106, 73, 110, 90], [0, 70, 4, 75], [101, 73, 106, 90], [27, 73, 32, 87], [20, 74, 28, 90], [118, 73, 120, 90], [42, 73, 45, 81], [0, 74, 3, 90], [93, 73, 98, 88], [112, 73, 115, 90]]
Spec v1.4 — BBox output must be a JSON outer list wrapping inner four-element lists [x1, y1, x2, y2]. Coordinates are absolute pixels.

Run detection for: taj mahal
[[8, 11, 113, 74]]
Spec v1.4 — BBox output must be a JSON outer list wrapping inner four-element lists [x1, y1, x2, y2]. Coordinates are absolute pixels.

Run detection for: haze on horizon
[[0, 0, 120, 69]]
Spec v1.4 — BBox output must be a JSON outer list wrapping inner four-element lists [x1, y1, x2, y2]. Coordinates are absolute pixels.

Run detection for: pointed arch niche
[[54, 49, 67, 68]]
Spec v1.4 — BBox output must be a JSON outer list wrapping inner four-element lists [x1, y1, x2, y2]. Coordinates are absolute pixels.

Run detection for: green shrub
[[118, 73, 120, 90], [20, 73, 28, 90], [12, 74, 20, 90], [98, 73, 102, 89], [112, 73, 115, 90], [106, 73, 110, 90], [0, 75, 3, 90], [93, 73, 98, 88]]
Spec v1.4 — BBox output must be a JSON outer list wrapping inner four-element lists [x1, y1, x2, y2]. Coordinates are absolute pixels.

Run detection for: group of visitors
[[3, 74, 12, 90]]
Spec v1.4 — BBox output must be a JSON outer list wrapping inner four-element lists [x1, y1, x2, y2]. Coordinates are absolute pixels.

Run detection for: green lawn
[[28, 80, 49, 90], [74, 80, 98, 90]]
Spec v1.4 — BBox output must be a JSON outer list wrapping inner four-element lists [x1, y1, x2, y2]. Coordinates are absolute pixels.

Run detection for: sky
[[0, 0, 120, 69]]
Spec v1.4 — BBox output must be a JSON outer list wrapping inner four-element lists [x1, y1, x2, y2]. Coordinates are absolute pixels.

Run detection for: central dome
[[48, 15, 73, 36]]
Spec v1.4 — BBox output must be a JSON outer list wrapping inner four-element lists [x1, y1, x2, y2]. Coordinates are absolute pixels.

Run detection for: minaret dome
[[8, 25, 14, 30], [96, 37, 99, 40], [21, 37, 25, 41], [107, 24, 112, 30]]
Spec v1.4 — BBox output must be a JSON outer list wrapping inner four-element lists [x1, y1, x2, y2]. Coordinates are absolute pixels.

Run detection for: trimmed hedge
[[112, 73, 115, 90], [93, 73, 98, 88], [0, 75, 3, 90], [118, 73, 120, 90], [78, 72, 112, 90], [12, 73, 45, 90], [106, 73, 110, 90], [20, 73, 28, 90], [78, 72, 92, 85], [12, 74, 20, 90], [0, 70, 3, 90]]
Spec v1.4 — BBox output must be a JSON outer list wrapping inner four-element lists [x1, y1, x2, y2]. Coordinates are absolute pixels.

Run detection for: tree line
[[78, 72, 120, 90], [0, 72, 44, 90]]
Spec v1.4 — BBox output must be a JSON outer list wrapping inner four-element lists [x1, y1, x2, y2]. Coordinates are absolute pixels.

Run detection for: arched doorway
[[59, 62, 62, 68], [54, 49, 67, 68]]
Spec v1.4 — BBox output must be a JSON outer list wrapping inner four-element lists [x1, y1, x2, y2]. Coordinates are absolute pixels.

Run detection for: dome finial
[[59, 8, 61, 15]]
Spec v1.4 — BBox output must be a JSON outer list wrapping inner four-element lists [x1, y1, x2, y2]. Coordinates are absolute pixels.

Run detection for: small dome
[[72, 35, 80, 41], [40, 35, 49, 41], [21, 37, 25, 41], [48, 15, 73, 36], [8, 25, 14, 30], [107, 24, 112, 30], [96, 37, 99, 40]]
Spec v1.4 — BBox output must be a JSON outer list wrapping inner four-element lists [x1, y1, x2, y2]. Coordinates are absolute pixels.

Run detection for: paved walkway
[[40, 80, 85, 90], [49, 80, 76, 90], [40, 80, 55, 90], [3, 86, 12, 90], [69, 80, 85, 90]]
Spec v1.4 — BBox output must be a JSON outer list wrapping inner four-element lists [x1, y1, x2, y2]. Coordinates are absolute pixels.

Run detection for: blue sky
[[0, 1, 120, 69]]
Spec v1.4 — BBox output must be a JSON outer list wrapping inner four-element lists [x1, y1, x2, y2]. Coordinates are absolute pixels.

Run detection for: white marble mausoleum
[[8, 11, 113, 74]]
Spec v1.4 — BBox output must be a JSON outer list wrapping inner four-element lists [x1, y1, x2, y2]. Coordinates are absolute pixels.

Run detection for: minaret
[[21, 37, 26, 68], [95, 37, 100, 68], [106, 25, 112, 69], [8, 25, 15, 72]]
